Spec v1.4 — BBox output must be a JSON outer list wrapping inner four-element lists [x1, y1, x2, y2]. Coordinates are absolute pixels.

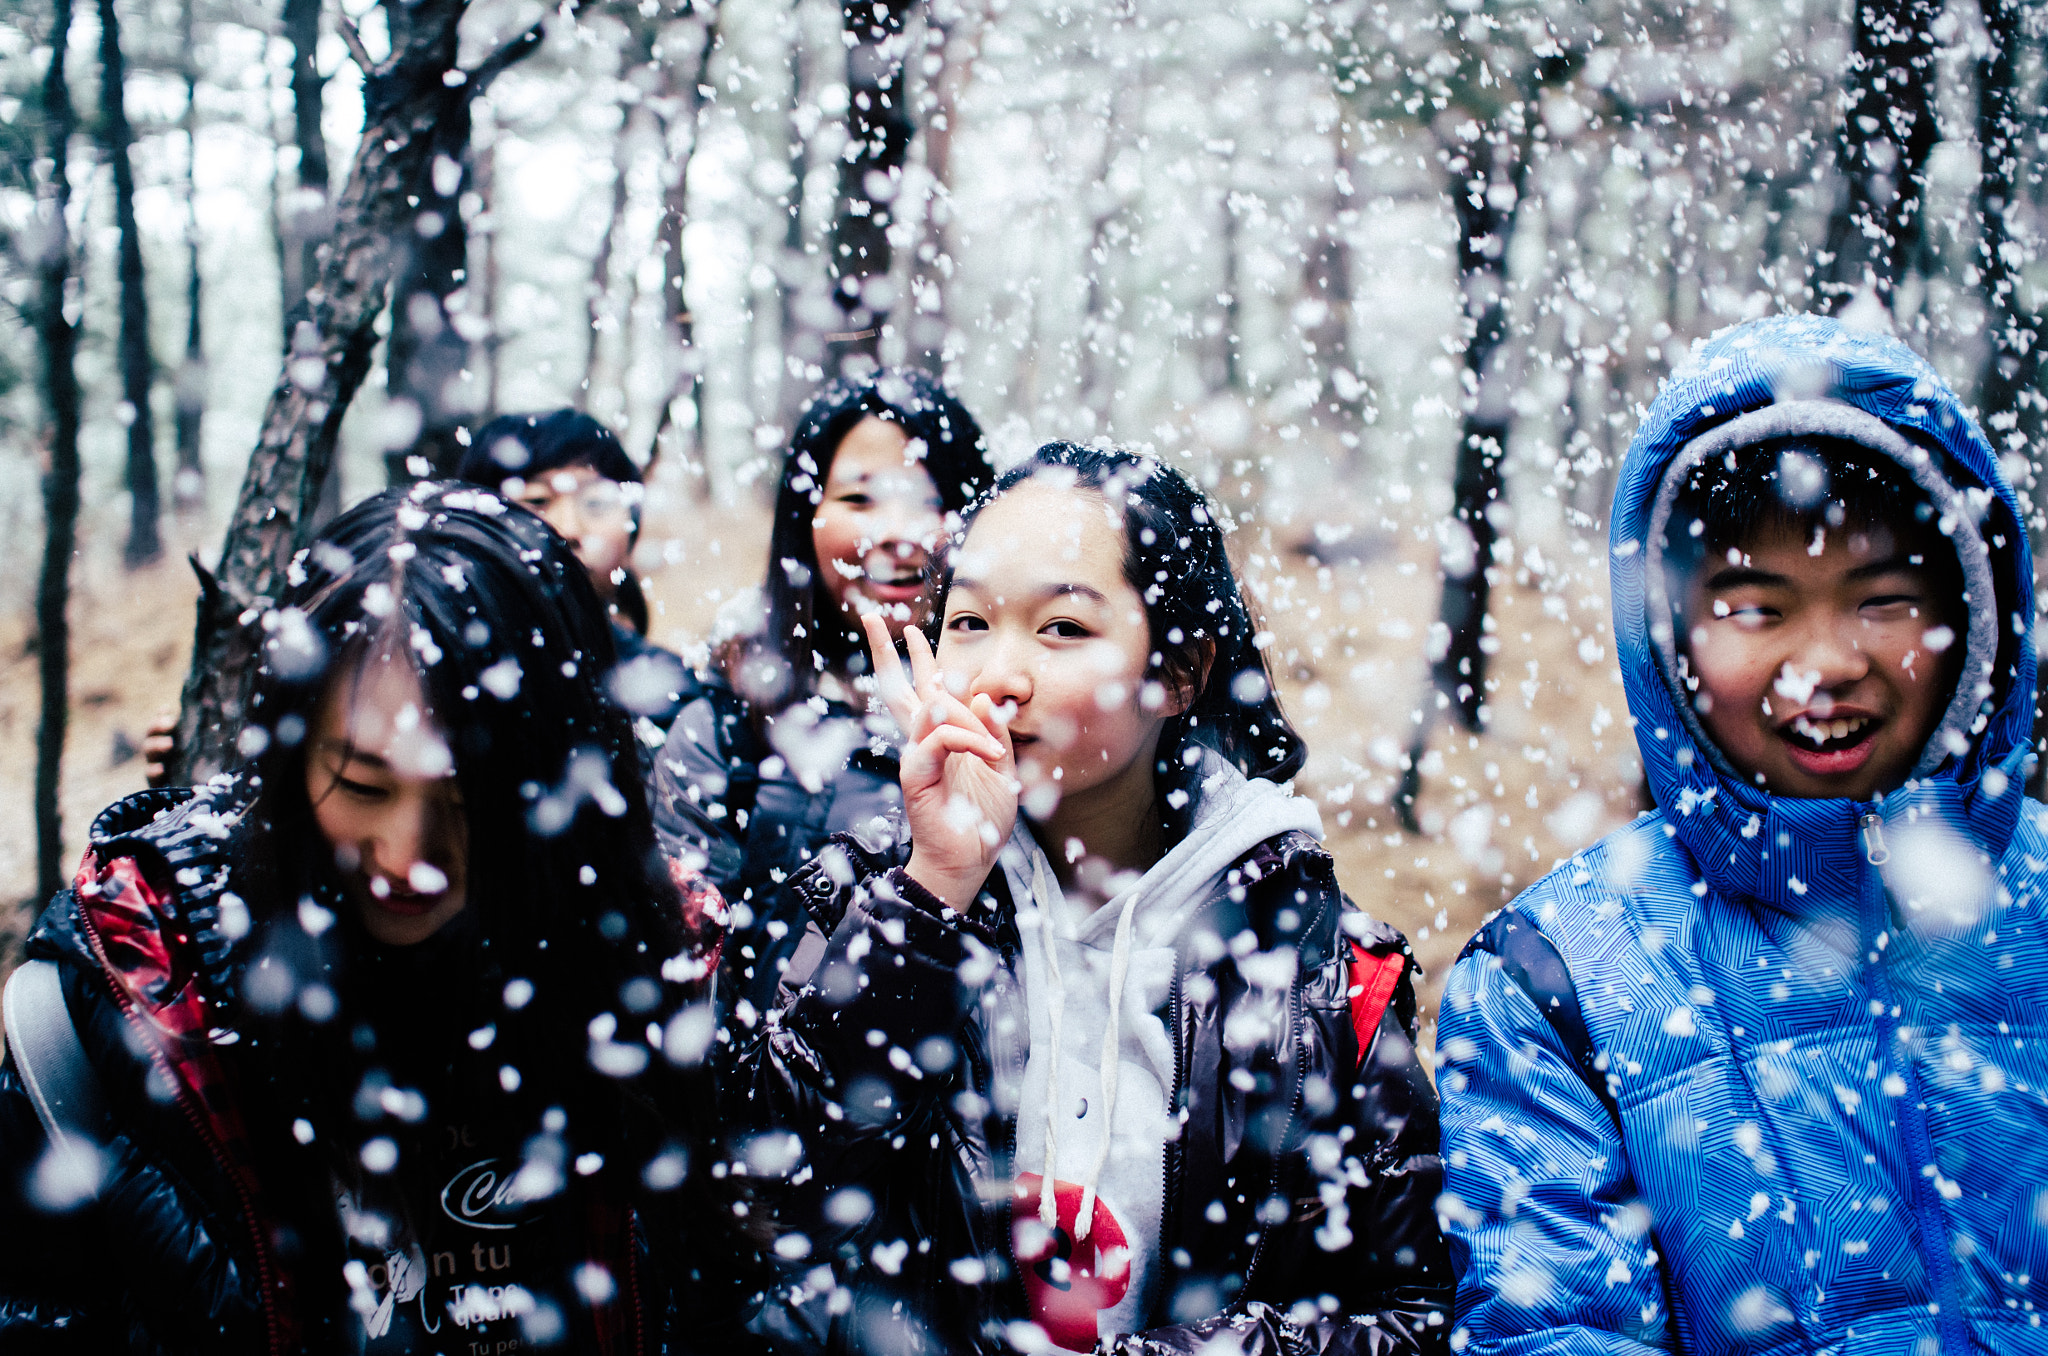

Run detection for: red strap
[[1346, 942, 1406, 1067]]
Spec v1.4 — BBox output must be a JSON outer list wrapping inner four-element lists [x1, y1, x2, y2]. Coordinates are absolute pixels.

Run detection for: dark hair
[[948, 442, 1306, 814], [237, 483, 694, 1201], [1663, 435, 1966, 621], [455, 409, 654, 634], [731, 369, 991, 709]]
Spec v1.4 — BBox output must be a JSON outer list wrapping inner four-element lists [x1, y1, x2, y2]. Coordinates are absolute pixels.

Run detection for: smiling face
[[938, 480, 1182, 825], [1680, 517, 1961, 801], [507, 464, 636, 601], [811, 416, 945, 639], [306, 652, 469, 946]]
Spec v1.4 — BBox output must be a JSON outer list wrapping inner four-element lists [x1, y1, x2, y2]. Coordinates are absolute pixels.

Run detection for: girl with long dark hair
[[649, 368, 992, 1016], [0, 484, 748, 1351], [733, 444, 1450, 1354]]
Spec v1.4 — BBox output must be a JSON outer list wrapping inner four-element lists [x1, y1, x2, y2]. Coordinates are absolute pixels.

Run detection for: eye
[[946, 613, 989, 633], [335, 773, 389, 801], [835, 491, 873, 507], [1042, 619, 1090, 639], [1860, 592, 1921, 614]]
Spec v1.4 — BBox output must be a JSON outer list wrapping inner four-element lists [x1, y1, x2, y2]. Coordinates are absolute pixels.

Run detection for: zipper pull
[[1860, 812, 1890, 866]]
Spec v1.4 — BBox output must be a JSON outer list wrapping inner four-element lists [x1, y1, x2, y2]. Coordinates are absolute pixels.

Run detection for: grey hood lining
[[1643, 398, 1999, 786]]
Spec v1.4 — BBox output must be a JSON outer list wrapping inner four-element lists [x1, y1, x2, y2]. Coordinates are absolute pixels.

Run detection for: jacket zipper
[[1157, 960, 1186, 1299], [1239, 969, 1306, 1295], [1858, 809, 1972, 1356], [76, 910, 285, 1356]]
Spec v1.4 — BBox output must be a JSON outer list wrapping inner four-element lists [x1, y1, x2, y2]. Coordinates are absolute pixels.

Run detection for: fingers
[[902, 624, 941, 699], [862, 612, 919, 727], [966, 692, 1012, 753], [917, 720, 1008, 767]]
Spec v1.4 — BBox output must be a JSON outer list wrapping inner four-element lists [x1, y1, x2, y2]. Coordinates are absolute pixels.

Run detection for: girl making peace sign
[[732, 443, 1450, 1355]]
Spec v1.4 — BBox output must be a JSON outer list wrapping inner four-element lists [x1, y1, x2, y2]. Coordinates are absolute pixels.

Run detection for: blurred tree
[[172, 0, 204, 508], [1819, 0, 1940, 311], [99, 0, 163, 567], [30, 0, 82, 902], [170, 0, 544, 782], [825, 0, 917, 376], [279, 0, 329, 336], [644, 0, 719, 473]]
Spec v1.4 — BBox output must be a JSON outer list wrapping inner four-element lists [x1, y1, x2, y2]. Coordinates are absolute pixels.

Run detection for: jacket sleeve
[[1434, 938, 1669, 1356], [651, 695, 749, 889], [0, 987, 263, 1350], [1114, 933, 1453, 1356], [729, 862, 992, 1188]]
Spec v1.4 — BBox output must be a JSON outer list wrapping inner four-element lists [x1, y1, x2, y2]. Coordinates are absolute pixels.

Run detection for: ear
[[1161, 638, 1217, 718]]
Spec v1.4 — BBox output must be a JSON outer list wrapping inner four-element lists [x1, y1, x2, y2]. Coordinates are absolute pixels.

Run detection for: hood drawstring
[[1029, 850, 1142, 1245]]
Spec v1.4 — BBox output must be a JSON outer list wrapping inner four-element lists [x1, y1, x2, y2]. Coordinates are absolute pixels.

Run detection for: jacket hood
[[1609, 314, 2036, 909]]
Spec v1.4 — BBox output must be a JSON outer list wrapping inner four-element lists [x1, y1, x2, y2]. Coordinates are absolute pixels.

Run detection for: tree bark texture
[[169, 0, 542, 784], [99, 0, 163, 568], [826, 0, 917, 375], [1820, 0, 1940, 309], [36, 0, 83, 902]]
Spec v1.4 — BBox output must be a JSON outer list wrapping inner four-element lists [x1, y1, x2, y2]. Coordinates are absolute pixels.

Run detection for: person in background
[[649, 368, 992, 1018], [141, 410, 688, 785], [457, 408, 695, 742], [1437, 315, 2048, 1354], [730, 443, 1449, 1355], [0, 484, 749, 1351]]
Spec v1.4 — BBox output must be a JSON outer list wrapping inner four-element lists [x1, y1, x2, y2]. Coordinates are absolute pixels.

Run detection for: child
[[732, 444, 1450, 1355], [0, 485, 748, 1351], [650, 369, 992, 1018], [1437, 314, 2046, 1354]]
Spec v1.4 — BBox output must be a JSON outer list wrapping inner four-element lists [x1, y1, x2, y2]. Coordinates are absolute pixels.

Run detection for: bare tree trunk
[[1819, 0, 1940, 310], [777, 0, 822, 433], [168, 2, 544, 783], [583, 115, 632, 412], [279, 0, 329, 330], [648, 4, 719, 479], [903, 0, 979, 371], [100, 0, 163, 568], [35, 0, 83, 903], [173, 0, 205, 509], [476, 110, 502, 418], [383, 140, 475, 478], [1399, 121, 1529, 830], [825, 0, 917, 376]]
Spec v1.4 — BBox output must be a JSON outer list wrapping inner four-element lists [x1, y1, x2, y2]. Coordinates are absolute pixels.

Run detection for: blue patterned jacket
[[1438, 315, 2048, 1355]]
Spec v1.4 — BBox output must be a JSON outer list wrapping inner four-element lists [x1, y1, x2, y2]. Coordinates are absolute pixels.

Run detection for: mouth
[[365, 880, 447, 918], [1776, 712, 1881, 776]]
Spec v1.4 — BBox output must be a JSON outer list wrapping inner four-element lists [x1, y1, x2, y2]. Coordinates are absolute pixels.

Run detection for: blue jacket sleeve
[[1436, 941, 1669, 1355]]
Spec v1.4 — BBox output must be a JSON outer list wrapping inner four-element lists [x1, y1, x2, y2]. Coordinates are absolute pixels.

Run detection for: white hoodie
[[999, 751, 1323, 1348]]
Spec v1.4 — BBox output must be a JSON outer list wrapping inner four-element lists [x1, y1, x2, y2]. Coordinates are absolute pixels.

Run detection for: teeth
[[1790, 715, 1868, 745]]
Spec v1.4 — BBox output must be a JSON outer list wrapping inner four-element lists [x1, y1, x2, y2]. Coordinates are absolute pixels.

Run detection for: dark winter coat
[[0, 784, 731, 1354], [1438, 316, 2048, 1353], [649, 673, 902, 1017], [729, 826, 1452, 1355]]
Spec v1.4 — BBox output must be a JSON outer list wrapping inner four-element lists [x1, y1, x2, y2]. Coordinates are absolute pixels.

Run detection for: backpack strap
[[2, 953, 108, 1154], [1462, 907, 1619, 1121], [1345, 943, 1407, 1066]]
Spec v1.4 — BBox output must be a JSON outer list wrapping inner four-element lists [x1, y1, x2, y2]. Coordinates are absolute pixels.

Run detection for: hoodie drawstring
[[1029, 850, 1143, 1244]]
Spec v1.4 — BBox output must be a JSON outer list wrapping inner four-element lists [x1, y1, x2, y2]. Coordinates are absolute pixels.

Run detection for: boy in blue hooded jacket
[[1437, 314, 2048, 1355]]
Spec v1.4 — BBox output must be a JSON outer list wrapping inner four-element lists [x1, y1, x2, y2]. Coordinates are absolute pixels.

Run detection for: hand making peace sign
[[862, 612, 1019, 908]]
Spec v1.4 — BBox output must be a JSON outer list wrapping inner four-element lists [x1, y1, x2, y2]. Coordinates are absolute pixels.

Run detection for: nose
[[968, 630, 1034, 709], [366, 795, 432, 885], [869, 498, 940, 555], [1792, 614, 1872, 692]]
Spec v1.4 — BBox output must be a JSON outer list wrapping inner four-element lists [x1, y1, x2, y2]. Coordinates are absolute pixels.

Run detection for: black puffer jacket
[[729, 827, 1451, 1355], [0, 786, 743, 1355], [650, 674, 902, 1017]]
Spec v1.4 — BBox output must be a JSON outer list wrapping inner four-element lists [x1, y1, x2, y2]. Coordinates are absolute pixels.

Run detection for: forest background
[[1, 0, 2042, 1042]]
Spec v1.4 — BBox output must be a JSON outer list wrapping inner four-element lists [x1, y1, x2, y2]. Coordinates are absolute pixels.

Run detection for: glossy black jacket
[[727, 826, 1452, 1355]]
